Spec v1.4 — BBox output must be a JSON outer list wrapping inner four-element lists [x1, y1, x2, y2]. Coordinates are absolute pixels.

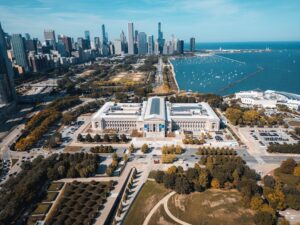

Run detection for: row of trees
[[197, 147, 237, 156], [225, 107, 284, 126], [62, 100, 103, 125], [182, 137, 205, 145], [77, 133, 129, 143], [166, 94, 224, 108], [161, 145, 183, 155], [90, 145, 114, 153], [267, 143, 300, 154], [106, 153, 120, 176], [15, 96, 81, 151], [0, 153, 99, 224]]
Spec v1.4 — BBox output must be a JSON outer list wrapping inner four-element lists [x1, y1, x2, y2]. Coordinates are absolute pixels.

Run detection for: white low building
[[235, 90, 300, 111], [91, 96, 220, 138]]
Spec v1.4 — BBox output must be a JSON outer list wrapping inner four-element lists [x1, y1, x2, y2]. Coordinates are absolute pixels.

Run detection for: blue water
[[184, 41, 300, 50], [172, 42, 300, 95]]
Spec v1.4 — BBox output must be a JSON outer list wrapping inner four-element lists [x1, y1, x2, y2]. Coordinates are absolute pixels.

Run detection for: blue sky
[[0, 0, 300, 42]]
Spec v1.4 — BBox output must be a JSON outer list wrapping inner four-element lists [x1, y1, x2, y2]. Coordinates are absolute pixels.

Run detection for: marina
[[171, 48, 300, 95]]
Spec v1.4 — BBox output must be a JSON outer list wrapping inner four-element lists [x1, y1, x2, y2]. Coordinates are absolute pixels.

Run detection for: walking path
[[143, 191, 191, 225]]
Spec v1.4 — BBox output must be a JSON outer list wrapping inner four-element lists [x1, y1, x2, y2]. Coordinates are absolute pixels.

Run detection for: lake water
[[171, 43, 300, 95]]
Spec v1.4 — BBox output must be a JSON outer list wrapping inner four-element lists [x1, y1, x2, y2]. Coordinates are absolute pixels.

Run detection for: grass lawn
[[11, 158, 18, 167], [32, 203, 52, 215], [168, 189, 255, 225], [48, 182, 64, 191], [274, 168, 300, 187], [44, 192, 58, 202], [149, 205, 180, 225], [123, 181, 170, 225]]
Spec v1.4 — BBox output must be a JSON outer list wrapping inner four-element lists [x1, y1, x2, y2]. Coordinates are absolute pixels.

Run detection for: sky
[[0, 0, 300, 42]]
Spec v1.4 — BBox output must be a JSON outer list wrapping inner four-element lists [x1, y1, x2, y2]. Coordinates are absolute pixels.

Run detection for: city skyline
[[1, 0, 300, 42]]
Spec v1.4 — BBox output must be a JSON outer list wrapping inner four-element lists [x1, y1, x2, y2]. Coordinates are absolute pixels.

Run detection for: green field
[[123, 181, 170, 225], [168, 189, 255, 225]]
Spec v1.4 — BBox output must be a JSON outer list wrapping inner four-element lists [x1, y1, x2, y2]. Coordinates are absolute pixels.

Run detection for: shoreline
[[168, 59, 180, 92]]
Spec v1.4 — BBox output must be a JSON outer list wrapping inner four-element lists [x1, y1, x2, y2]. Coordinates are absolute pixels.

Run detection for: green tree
[[254, 211, 275, 225], [141, 144, 149, 153], [280, 158, 297, 174]]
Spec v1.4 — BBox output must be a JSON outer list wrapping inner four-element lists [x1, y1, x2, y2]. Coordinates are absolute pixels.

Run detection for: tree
[[211, 178, 220, 189], [175, 176, 191, 194], [120, 134, 127, 142], [141, 144, 148, 153], [103, 134, 110, 142], [293, 165, 300, 177], [225, 108, 243, 125], [163, 173, 176, 189], [85, 134, 93, 142], [123, 154, 128, 163], [263, 175, 275, 188], [254, 211, 275, 225], [175, 145, 183, 154], [94, 134, 101, 142], [280, 158, 297, 174], [167, 166, 177, 174], [129, 144, 135, 153], [112, 134, 119, 143], [77, 134, 84, 142], [198, 170, 209, 189], [250, 195, 264, 210], [155, 171, 165, 183]]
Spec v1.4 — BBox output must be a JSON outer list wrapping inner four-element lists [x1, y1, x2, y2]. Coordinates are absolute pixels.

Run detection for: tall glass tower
[[0, 23, 16, 104]]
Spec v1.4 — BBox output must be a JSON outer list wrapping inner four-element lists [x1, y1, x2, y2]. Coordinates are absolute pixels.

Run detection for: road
[[155, 57, 163, 87]]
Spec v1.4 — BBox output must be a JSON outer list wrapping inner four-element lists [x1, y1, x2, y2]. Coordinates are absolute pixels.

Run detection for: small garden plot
[[48, 182, 64, 191], [32, 203, 52, 215], [45, 180, 115, 225], [44, 192, 58, 202]]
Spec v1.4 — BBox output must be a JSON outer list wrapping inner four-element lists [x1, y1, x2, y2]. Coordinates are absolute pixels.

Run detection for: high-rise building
[[11, 34, 30, 72], [158, 22, 164, 54], [94, 37, 100, 49], [134, 30, 139, 43], [177, 40, 184, 54], [137, 32, 147, 55], [120, 30, 127, 53], [44, 30, 56, 49], [101, 24, 107, 45], [148, 35, 154, 55], [58, 35, 72, 56], [128, 23, 134, 55], [190, 37, 195, 52], [154, 41, 159, 55], [0, 23, 16, 104], [84, 30, 91, 49], [114, 39, 122, 55], [24, 33, 31, 41]]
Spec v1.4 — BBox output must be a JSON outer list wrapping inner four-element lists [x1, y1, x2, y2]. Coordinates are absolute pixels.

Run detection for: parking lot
[[248, 129, 297, 147]]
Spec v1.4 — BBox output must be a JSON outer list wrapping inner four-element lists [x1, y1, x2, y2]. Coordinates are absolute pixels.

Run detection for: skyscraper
[[137, 32, 147, 55], [44, 30, 56, 49], [11, 34, 30, 72], [158, 22, 164, 54], [0, 23, 16, 104], [128, 23, 134, 55], [190, 37, 196, 52], [58, 35, 72, 56], [114, 39, 122, 55], [101, 24, 107, 45], [84, 30, 91, 49], [120, 30, 127, 53], [177, 40, 184, 54], [148, 35, 154, 55], [94, 37, 100, 49]]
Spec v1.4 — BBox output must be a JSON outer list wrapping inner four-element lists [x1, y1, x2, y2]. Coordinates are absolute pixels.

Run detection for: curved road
[[143, 191, 191, 225]]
